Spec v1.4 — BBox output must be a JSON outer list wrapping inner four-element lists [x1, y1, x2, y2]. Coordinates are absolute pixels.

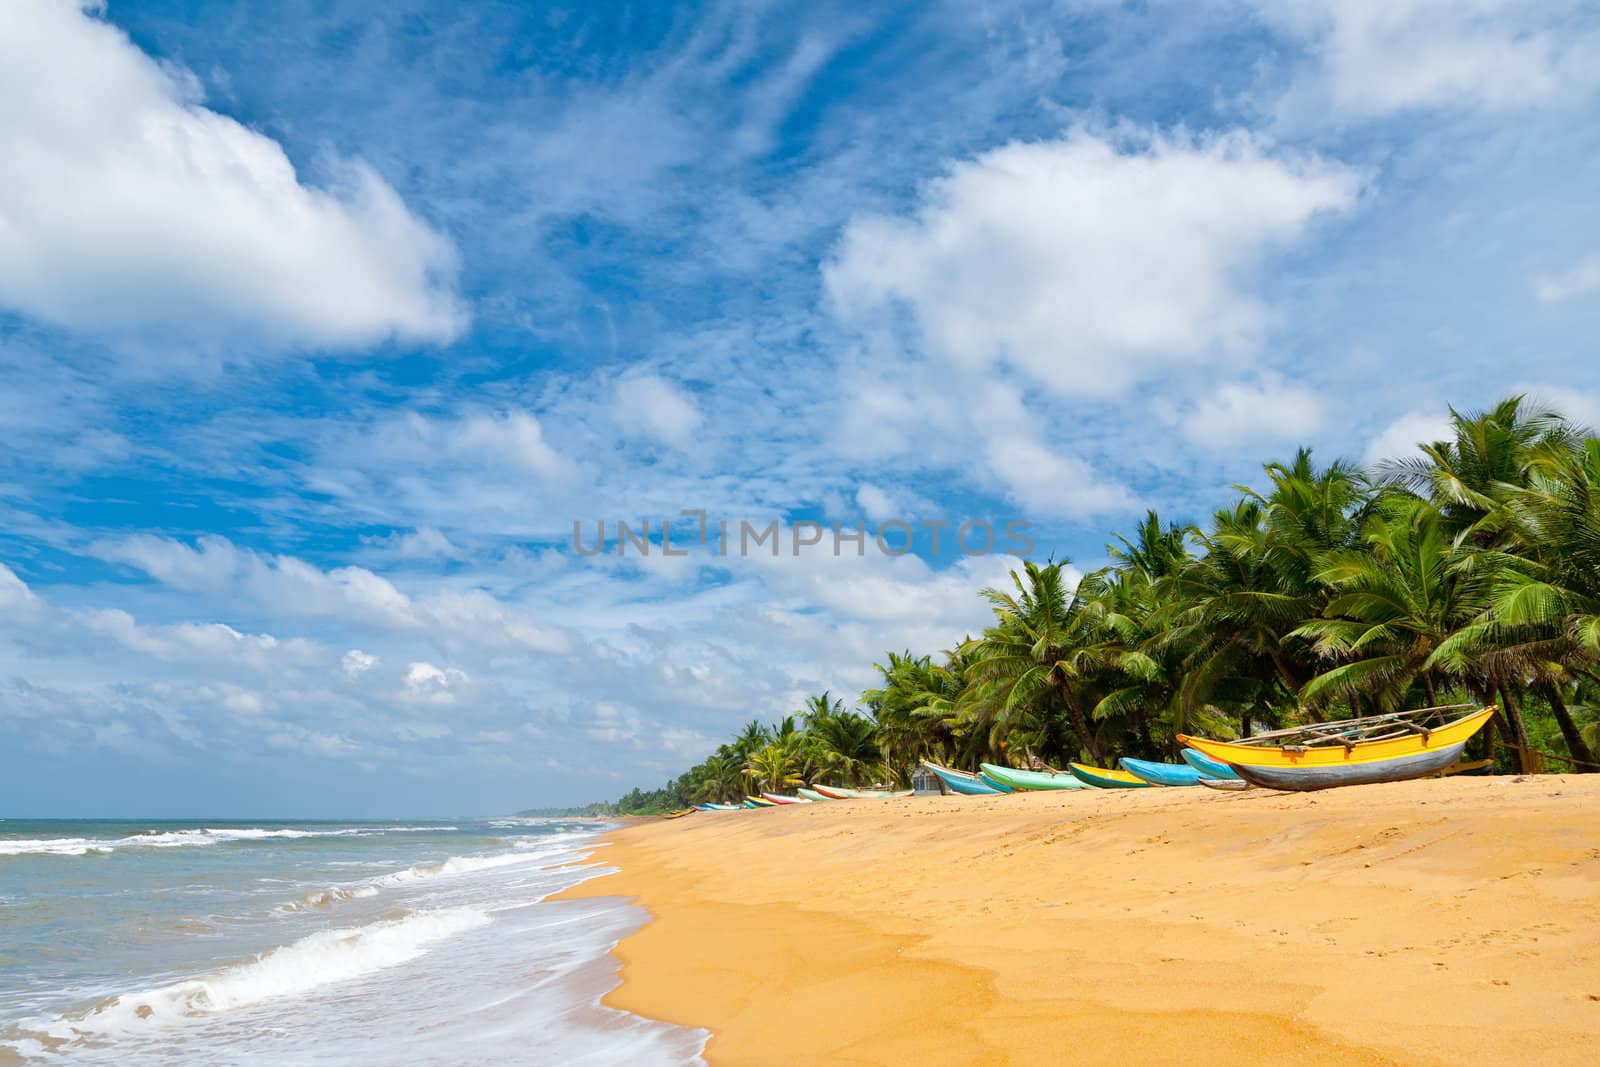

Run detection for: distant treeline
[[608, 396, 1600, 814], [514, 803, 618, 818]]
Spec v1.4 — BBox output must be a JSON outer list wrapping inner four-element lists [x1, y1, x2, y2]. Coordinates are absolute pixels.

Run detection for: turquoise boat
[[1180, 748, 1242, 780], [1118, 757, 1204, 787], [979, 762, 1089, 791], [979, 773, 1015, 793], [796, 787, 833, 802], [923, 761, 1005, 796]]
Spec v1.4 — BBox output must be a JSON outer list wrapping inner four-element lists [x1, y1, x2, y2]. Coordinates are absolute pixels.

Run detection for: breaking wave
[[1, 826, 457, 858], [18, 908, 489, 1044]]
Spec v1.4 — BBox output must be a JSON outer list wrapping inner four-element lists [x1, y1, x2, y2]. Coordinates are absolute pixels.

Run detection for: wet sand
[[555, 776, 1600, 1066]]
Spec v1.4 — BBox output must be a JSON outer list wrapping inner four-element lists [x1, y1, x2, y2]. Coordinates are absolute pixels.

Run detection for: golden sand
[[554, 776, 1600, 1066]]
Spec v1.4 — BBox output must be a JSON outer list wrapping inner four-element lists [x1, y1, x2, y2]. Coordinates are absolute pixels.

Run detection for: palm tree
[[808, 708, 880, 785], [743, 742, 802, 794], [696, 750, 748, 803], [800, 692, 844, 724], [964, 560, 1107, 764], [1433, 436, 1600, 770], [731, 720, 769, 757], [1294, 495, 1490, 711], [1403, 398, 1590, 768]]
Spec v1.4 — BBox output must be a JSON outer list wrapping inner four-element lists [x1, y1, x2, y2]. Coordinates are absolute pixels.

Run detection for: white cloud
[[1535, 255, 1600, 303], [92, 534, 240, 593], [854, 484, 898, 522], [0, 563, 39, 614], [980, 432, 1140, 519], [825, 126, 1360, 399], [78, 610, 322, 671], [1254, 0, 1600, 121], [0, 0, 465, 346], [90, 534, 568, 653], [94, 536, 420, 630], [363, 527, 465, 561], [359, 410, 574, 483], [1363, 411, 1454, 464], [342, 649, 378, 676], [613, 376, 704, 448], [1179, 378, 1326, 453], [404, 661, 468, 705]]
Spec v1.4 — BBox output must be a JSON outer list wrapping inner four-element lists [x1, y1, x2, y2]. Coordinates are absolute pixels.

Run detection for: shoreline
[[553, 776, 1600, 1066]]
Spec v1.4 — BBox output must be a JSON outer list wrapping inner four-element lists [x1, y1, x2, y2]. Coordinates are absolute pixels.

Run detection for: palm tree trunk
[[1495, 682, 1532, 774], [1268, 647, 1300, 693], [1050, 676, 1102, 763], [1423, 672, 1438, 707], [1132, 706, 1156, 759], [1545, 683, 1599, 773]]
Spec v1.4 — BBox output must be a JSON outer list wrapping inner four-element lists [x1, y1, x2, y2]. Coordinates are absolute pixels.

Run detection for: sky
[[1, 0, 1598, 817]]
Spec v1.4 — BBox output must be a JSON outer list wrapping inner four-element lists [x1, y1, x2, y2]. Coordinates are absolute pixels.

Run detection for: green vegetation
[[612, 397, 1600, 811]]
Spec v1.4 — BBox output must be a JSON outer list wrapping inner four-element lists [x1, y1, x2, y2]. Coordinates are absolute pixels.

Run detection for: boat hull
[[1178, 707, 1494, 771], [979, 763, 1088, 791], [812, 784, 914, 799], [1231, 740, 1470, 792], [761, 792, 811, 805], [1069, 763, 1152, 789], [796, 788, 833, 802], [1118, 757, 1203, 787], [1197, 776, 1251, 791], [1180, 748, 1241, 780], [924, 762, 1005, 795]]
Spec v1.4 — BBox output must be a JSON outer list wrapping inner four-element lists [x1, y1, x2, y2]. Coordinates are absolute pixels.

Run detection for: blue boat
[[923, 761, 1005, 795], [1118, 757, 1205, 787], [979, 773, 1015, 793], [1180, 748, 1242, 780]]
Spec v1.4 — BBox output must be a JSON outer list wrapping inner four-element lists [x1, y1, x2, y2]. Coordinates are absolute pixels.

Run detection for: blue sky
[[1, 0, 1598, 816]]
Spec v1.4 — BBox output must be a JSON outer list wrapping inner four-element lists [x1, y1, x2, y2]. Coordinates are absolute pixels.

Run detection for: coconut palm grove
[[608, 397, 1600, 814]]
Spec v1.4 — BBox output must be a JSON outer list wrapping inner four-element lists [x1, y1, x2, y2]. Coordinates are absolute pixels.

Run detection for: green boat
[[978, 762, 1089, 791], [797, 787, 833, 802]]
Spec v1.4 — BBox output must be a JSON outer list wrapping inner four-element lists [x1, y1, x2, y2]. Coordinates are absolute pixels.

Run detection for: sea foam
[[0, 826, 457, 857], [27, 907, 489, 1042]]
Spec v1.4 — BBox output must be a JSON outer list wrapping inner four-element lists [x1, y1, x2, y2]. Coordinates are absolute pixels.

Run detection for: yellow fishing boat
[[1067, 763, 1152, 789], [1178, 705, 1496, 792]]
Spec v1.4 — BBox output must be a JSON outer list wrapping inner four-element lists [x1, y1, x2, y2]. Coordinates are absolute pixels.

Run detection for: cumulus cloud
[[825, 126, 1360, 398], [0, 563, 39, 613], [404, 661, 469, 705], [0, 0, 465, 346], [355, 410, 574, 483], [1178, 378, 1326, 453], [1253, 0, 1600, 121], [78, 610, 324, 671], [613, 375, 704, 448], [90, 534, 568, 653], [341, 649, 378, 676], [854, 484, 899, 522], [1363, 411, 1454, 464], [1535, 255, 1600, 303], [362, 527, 465, 561]]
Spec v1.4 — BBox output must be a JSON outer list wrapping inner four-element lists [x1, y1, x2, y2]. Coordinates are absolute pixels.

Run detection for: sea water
[[0, 818, 706, 1064]]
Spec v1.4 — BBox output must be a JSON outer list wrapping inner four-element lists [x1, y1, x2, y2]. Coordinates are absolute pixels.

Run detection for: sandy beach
[[556, 777, 1600, 1066]]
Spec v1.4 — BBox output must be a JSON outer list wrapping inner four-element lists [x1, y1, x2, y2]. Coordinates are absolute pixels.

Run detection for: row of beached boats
[[928, 704, 1497, 794], [692, 783, 916, 811], [683, 705, 1499, 812]]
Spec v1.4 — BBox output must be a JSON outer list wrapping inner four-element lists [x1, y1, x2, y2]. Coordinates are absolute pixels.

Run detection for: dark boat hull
[[1231, 740, 1469, 792]]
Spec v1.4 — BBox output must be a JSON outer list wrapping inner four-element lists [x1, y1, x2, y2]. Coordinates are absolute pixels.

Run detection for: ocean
[[0, 818, 706, 1065]]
